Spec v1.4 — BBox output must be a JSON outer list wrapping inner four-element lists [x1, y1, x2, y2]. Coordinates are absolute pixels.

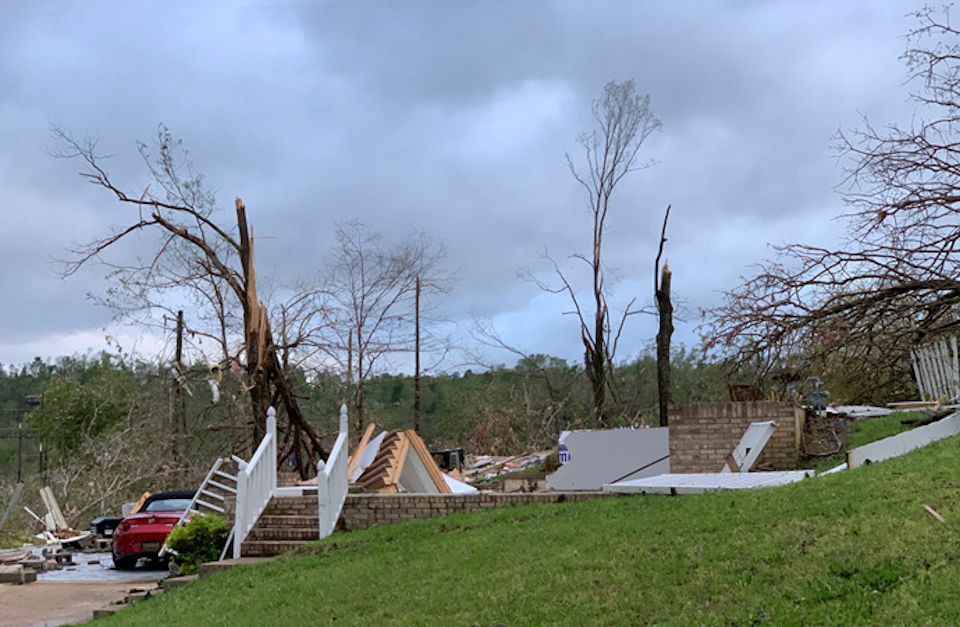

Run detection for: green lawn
[[105, 429, 960, 626]]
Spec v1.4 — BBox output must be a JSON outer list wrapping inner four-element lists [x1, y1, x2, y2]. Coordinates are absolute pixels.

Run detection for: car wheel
[[113, 554, 138, 570]]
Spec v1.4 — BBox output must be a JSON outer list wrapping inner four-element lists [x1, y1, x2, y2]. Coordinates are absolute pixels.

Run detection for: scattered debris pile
[[22, 487, 94, 547], [462, 452, 552, 484], [0, 544, 84, 585], [604, 420, 816, 494], [803, 410, 848, 457]]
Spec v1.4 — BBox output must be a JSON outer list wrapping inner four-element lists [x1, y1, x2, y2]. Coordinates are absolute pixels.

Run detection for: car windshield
[[142, 498, 192, 512]]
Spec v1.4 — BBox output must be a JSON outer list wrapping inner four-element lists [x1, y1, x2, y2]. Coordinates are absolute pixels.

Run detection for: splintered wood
[[924, 505, 946, 523]]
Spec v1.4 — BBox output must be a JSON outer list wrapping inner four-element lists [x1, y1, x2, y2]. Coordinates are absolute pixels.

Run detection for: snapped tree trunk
[[656, 263, 673, 427], [237, 200, 270, 443]]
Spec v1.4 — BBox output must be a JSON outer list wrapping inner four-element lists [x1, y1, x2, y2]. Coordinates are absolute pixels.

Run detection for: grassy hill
[[105, 429, 960, 625]]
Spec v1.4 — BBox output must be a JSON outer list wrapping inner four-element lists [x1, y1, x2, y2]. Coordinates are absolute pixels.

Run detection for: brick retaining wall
[[669, 401, 803, 473], [337, 492, 613, 531]]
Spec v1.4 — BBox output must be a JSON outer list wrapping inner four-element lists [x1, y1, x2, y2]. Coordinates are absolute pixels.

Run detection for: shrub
[[165, 514, 230, 574]]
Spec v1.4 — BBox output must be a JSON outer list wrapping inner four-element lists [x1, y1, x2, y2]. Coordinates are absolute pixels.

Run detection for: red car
[[112, 490, 194, 570]]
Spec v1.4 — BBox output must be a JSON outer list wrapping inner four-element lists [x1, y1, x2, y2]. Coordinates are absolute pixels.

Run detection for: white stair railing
[[233, 407, 277, 558], [160, 456, 239, 559], [316, 404, 350, 539]]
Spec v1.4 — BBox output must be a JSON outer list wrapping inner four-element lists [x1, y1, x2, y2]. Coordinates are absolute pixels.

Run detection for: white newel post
[[233, 459, 247, 559], [267, 406, 278, 491], [316, 457, 328, 534]]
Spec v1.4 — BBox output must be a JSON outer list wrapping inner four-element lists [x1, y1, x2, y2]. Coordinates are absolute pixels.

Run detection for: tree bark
[[655, 204, 672, 427], [656, 264, 673, 427]]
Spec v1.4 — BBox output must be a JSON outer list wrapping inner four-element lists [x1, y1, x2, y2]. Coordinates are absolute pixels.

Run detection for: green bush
[[165, 514, 230, 574]]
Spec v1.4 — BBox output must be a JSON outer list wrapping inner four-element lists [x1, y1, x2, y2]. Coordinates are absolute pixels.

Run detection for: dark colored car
[[90, 515, 122, 539], [111, 490, 194, 570]]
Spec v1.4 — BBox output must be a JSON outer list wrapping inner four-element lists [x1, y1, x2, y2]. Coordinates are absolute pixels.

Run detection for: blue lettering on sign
[[558, 443, 570, 463]]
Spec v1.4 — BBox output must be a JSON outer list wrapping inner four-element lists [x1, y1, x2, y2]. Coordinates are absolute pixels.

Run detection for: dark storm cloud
[[0, 0, 922, 365]]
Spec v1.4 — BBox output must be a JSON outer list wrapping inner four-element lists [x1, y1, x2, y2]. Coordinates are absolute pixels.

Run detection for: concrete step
[[256, 515, 318, 528], [277, 471, 305, 487], [262, 497, 318, 516], [241, 540, 306, 557], [247, 527, 319, 541]]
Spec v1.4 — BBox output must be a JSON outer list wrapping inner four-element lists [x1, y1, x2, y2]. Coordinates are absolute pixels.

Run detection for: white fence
[[316, 404, 350, 539], [233, 407, 277, 558], [911, 337, 960, 402]]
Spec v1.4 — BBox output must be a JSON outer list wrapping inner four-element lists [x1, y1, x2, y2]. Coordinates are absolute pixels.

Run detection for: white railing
[[233, 407, 277, 558], [159, 457, 225, 559], [316, 404, 350, 539]]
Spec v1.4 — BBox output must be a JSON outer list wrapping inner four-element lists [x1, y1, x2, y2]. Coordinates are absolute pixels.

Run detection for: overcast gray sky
[[0, 0, 923, 369]]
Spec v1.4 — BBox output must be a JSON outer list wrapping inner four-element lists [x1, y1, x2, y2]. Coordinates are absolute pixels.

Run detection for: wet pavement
[[37, 551, 168, 584]]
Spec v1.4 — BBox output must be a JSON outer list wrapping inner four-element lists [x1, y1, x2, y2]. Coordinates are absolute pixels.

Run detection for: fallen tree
[[705, 9, 960, 398]]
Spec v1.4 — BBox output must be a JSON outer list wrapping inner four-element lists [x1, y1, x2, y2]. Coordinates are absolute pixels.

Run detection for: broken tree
[[654, 205, 672, 427], [707, 11, 960, 393], [54, 126, 326, 474]]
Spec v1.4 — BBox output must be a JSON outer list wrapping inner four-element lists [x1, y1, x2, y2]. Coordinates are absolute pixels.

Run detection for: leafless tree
[[320, 221, 450, 433], [705, 8, 960, 392], [53, 125, 328, 475], [533, 79, 661, 427]]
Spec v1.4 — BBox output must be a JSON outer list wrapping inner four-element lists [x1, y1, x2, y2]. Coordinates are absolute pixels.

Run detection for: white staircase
[[160, 456, 242, 560]]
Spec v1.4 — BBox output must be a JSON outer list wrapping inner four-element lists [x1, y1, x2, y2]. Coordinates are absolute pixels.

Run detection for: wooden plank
[[924, 346, 940, 399], [40, 487, 67, 530], [936, 342, 950, 399], [952, 336, 960, 400], [723, 454, 740, 473], [911, 349, 925, 401], [936, 343, 949, 398], [385, 434, 410, 487], [847, 412, 960, 468], [130, 491, 151, 514], [347, 422, 376, 480], [922, 346, 939, 399], [924, 504, 946, 523]]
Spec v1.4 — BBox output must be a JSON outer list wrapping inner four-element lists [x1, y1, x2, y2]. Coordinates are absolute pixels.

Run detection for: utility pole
[[414, 274, 422, 433], [174, 310, 185, 462], [16, 420, 23, 484], [347, 333, 360, 434]]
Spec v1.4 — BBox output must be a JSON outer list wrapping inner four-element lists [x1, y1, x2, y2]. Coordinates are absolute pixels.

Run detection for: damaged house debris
[[7, 339, 959, 568], [12, 14, 960, 623]]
